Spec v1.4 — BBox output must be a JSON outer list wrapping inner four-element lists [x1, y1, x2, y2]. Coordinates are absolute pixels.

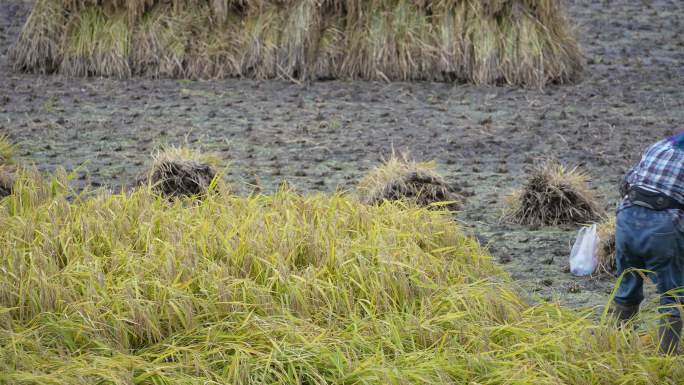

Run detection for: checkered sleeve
[[628, 139, 684, 204]]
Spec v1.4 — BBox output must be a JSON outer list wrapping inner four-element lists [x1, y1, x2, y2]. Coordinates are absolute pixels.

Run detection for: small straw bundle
[[357, 153, 462, 210], [595, 217, 616, 276], [141, 147, 221, 199], [504, 161, 602, 226]]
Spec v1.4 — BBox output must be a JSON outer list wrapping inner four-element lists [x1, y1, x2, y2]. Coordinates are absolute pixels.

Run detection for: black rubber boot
[[658, 315, 682, 355], [609, 302, 640, 324]]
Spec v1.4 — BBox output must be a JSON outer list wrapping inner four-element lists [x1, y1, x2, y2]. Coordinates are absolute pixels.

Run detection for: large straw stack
[[11, 0, 583, 87]]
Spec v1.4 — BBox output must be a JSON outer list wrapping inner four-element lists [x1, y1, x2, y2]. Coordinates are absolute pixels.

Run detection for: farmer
[[610, 132, 684, 354]]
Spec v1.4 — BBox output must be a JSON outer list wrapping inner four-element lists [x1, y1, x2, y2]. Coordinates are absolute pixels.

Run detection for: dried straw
[[504, 161, 602, 226], [142, 147, 220, 199], [595, 217, 616, 276], [11, 0, 583, 87], [357, 153, 462, 210]]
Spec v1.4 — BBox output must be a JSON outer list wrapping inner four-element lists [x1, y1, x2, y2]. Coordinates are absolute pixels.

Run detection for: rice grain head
[[595, 216, 616, 276]]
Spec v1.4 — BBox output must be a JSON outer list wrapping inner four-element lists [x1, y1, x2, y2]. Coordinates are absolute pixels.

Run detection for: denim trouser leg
[[614, 206, 684, 317]]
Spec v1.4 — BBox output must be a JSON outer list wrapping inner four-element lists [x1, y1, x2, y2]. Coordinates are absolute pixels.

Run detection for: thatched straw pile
[[596, 217, 616, 276], [504, 162, 602, 226], [357, 153, 462, 209], [11, 0, 583, 87], [141, 147, 220, 198]]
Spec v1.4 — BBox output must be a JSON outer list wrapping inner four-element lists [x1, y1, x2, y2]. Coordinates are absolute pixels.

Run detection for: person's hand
[[619, 179, 630, 198]]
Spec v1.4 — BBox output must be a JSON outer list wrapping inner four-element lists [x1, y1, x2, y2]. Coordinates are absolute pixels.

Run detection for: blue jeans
[[614, 205, 684, 317]]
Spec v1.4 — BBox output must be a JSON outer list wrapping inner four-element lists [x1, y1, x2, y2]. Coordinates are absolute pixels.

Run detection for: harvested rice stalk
[[142, 147, 222, 198], [357, 153, 462, 209], [238, 3, 284, 79], [185, 6, 242, 79], [312, 16, 345, 80], [595, 217, 616, 276], [342, 0, 437, 81], [186, 26, 242, 79], [277, 0, 322, 80], [9, 0, 66, 74], [463, 3, 500, 84], [11, 0, 583, 87], [498, 4, 582, 86], [504, 161, 602, 226], [131, 4, 199, 78], [60, 7, 131, 78], [432, 1, 467, 81]]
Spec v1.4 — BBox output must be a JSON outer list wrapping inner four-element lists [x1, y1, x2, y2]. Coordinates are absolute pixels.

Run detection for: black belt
[[628, 186, 684, 211]]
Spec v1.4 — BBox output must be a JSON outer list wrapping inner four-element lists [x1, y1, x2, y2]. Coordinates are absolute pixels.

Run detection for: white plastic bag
[[569, 224, 600, 276]]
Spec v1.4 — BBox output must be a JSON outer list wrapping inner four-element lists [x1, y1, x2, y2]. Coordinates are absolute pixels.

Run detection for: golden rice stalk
[[431, 1, 467, 81], [211, 0, 230, 22], [463, 4, 499, 85], [130, 4, 197, 77], [61, 0, 155, 18], [342, 0, 437, 81], [9, 0, 66, 74], [237, 3, 284, 79], [277, 0, 322, 80], [186, 24, 242, 79], [312, 16, 345, 80], [498, 3, 582, 87], [504, 161, 602, 226], [357, 152, 462, 210], [60, 7, 131, 78], [11, 0, 583, 86], [0, 171, 682, 383]]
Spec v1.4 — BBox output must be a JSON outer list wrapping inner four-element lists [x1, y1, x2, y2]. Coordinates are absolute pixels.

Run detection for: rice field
[[0, 168, 683, 384], [1, 0, 684, 383]]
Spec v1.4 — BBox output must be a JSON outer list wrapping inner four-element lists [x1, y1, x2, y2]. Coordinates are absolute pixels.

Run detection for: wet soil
[[1, 0, 683, 313]]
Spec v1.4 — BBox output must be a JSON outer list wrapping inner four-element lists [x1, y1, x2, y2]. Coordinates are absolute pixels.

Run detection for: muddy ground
[[1, 0, 683, 314]]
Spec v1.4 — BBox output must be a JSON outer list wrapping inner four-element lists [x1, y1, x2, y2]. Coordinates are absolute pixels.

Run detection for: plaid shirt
[[620, 137, 684, 211]]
